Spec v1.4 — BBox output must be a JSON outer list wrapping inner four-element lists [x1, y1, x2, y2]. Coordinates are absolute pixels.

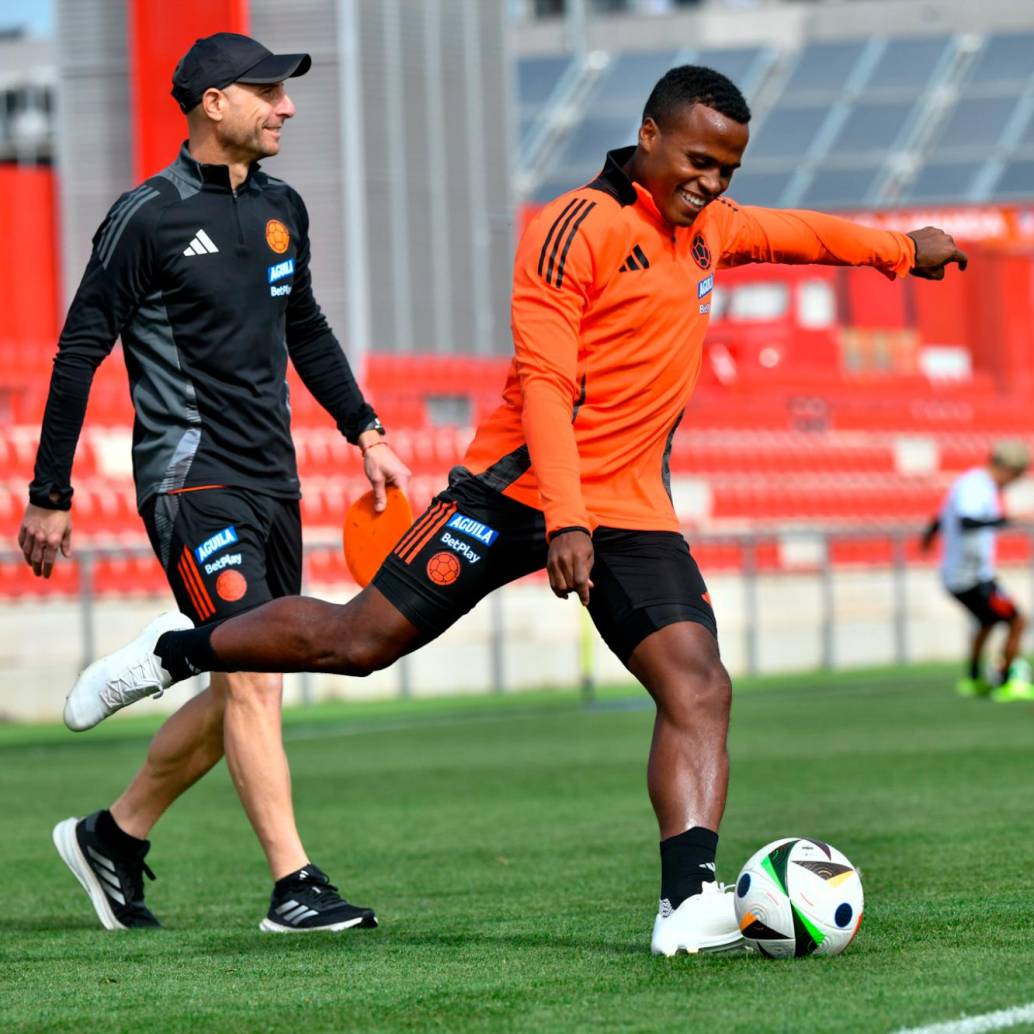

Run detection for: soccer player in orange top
[[65, 66, 967, 954]]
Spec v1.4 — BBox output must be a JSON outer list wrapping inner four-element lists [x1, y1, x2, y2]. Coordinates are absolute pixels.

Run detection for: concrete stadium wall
[[2, 563, 1025, 723]]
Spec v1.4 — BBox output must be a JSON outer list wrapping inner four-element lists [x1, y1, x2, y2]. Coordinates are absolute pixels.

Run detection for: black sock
[[969, 658, 980, 680], [155, 626, 220, 683], [660, 826, 718, 909], [96, 809, 149, 857]]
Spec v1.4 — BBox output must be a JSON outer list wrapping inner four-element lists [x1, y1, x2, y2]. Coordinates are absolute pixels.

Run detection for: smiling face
[[630, 102, 749, 227], [207, 81, 296, 162]]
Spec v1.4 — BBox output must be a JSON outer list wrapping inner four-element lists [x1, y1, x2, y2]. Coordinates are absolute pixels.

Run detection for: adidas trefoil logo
[[619, 244, 650, 272], [183, 229, 219, 256]]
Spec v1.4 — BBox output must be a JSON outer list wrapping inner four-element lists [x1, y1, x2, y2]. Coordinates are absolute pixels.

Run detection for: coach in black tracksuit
[[20, 33, 407, 933]]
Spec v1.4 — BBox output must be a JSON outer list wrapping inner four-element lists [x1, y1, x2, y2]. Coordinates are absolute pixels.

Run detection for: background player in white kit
[[921, 440, 1032, 701]]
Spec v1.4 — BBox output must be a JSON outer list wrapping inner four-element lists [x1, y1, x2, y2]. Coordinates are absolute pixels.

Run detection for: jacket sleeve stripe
[[554, 201, 596, 289], [536, 198, 581, 279], [97, 188, 160, 268], [545, 198, 588, 286]]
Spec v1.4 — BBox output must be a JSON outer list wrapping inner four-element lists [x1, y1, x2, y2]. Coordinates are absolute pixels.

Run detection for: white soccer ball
[[733, 837, 864, 958]]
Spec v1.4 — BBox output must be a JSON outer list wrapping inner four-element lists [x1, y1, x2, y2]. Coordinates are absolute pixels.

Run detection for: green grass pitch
[[3, 664, 1034, 1033]]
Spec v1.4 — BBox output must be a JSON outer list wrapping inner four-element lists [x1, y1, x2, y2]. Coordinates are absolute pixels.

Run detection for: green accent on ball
[[762, 840, 796, 897], [791, 903, 826, 956]]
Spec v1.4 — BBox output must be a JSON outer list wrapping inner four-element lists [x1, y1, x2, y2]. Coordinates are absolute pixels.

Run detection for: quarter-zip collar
[[590, 146, 680, 239], [173, 141, 262, 194]]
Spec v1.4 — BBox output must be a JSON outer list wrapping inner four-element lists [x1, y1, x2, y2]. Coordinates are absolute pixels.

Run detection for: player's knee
[[660, 657, 731, 727], [338, 633, 401, 678], [696, 660, 732, 720]]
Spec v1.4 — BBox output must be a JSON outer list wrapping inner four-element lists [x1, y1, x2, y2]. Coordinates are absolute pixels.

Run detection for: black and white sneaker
[[52, 812, 160, 930], [260, 864, 378, 933]]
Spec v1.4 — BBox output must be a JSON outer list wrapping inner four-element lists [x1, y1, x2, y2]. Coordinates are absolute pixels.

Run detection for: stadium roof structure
[[516, 29, 1034, 210]]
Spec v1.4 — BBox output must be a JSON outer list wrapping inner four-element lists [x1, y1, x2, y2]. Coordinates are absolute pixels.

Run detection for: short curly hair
[[643, 65, 751, 128]]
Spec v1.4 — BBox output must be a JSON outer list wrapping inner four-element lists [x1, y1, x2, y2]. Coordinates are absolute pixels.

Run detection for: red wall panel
[[128, 0, 249, 180], [0, 165, 59, 344]]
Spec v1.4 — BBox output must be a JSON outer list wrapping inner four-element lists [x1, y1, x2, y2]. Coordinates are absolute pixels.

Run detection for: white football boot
[[64, 612, 194, 731], [650, 881, 745, 956]]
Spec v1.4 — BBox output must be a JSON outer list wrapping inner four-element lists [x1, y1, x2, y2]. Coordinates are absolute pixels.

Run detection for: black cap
[[171, 32, 311, 114]]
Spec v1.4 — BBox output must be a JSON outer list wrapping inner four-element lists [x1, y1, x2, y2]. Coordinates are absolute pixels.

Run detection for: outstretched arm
[[717, 202, 966, 281]]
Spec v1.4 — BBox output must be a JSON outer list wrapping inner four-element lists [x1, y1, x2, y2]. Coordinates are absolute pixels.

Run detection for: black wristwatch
[[361, 417, 386, 438]]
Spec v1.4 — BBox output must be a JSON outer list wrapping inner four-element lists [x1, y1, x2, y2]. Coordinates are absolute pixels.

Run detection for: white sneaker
[[63, 612, 194, 731], [650, 882, 745, 956]]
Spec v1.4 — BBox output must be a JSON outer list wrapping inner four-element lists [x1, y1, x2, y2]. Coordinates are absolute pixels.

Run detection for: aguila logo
[[691, 233, 711, 270], [266, 219, 291, 254]]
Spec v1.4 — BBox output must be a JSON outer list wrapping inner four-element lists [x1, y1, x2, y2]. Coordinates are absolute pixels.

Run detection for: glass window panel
[[519, 114, 536, 150], [934, 96, 1019, 152], [904, 162, 982, 203], [532, 174, 590, 204], [696, 47, 762, 91], [1017, 109, 1034, 148], [862, 36, 950, 92], [991, 160, 1034, 201], [518, 56, 572, 109], [829, 101, 915, 155], [801, 166, 880, 208], [556, 115, 636, 171], [727, 170, 793, 208], [783, 41, 866, 96], [966, 33, 1034, 86], [592, 49, 682, 111], [748, 105, 827, 159]]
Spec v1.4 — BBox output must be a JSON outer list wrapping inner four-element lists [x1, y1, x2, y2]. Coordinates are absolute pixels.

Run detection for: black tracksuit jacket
[[30, 143, 377, 510]]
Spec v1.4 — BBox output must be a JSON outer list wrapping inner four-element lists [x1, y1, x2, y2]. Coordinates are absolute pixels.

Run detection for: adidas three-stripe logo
[[275, 899, 320, 925], [183, 229, 219, 256], [618, 244, 650, 272], [537, 197, 596, 289], [86, 845, 127, 905]]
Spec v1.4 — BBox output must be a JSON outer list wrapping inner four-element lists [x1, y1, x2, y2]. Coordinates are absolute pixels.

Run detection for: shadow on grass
[[7, 919, 754, 968]]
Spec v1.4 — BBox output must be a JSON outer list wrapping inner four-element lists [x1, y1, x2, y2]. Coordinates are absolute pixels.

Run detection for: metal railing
[[4, 523, 1034, 700]]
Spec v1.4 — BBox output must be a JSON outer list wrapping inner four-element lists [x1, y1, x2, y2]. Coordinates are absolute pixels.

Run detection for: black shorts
[[951, 579, 1018, 628], [140, 487, 302, 626], [372, 469, 717, 662]]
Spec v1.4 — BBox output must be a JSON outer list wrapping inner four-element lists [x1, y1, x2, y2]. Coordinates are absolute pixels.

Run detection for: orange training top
[[462, 147, 916, 537]]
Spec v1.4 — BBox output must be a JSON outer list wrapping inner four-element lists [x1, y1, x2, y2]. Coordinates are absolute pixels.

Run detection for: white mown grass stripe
[[894, 1003, 1034, 1034]]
